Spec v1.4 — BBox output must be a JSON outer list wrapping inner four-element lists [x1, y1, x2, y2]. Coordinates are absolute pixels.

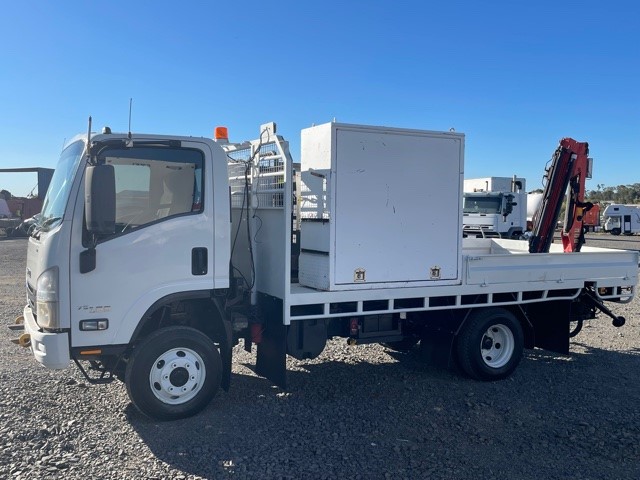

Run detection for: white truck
[[603, 204, 640, 235], [463, 176, 527, 238], [14, 120, 638, 420]]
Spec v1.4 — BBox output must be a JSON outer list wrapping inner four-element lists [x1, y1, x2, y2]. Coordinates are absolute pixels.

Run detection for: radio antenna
[[86, 116, 95, 164], [127, 98, 133, 143]]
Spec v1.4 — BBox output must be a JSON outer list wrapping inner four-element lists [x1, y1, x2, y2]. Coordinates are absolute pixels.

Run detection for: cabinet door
[[334, 128, 462, 285]]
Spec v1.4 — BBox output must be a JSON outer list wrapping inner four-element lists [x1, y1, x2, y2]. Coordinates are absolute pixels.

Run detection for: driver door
[[68, 140, 213, 348]]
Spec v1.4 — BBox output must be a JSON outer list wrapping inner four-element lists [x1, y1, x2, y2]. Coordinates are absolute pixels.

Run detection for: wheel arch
[[129, 290, 233, 390], [412, 305, 533, 365], [455, 305, 534, 349], [507, 227, 523, 239]]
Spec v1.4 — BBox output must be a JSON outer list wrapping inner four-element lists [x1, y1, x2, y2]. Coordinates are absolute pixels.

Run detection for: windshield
[[463, 194, 502, 214], [39, 140, 85, 231]]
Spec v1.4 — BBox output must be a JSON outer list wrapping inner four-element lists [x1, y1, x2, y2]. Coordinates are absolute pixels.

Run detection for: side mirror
[[85, 164, 116, 235], [502, 194, 515, 219]]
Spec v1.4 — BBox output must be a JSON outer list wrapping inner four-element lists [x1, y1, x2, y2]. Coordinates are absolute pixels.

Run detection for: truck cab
[[23, 131, 231, 371], [462, 176, 527, 239]]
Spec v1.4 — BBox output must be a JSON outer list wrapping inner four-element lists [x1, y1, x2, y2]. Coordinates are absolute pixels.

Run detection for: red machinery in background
[[582, 203, 601, 232], [0, 167, 53, 236], [528, 138, 593, 253]]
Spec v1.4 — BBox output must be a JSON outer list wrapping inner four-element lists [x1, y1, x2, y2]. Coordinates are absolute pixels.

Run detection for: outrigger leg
[[583, 291, 626, 327]]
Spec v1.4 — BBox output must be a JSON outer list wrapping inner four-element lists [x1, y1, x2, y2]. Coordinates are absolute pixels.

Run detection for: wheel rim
[[149, 348, 206, 405], [479, 323, 514, 369]]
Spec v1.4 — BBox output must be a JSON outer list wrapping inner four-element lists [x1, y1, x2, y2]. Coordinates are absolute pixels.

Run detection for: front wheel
[[125, 326, 222, 420], [455, 308, 524, 381], [611, 228, 621, 236]]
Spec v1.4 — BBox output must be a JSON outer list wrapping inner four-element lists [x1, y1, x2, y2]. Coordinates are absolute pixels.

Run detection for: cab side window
[[100, 146, 204, 235]]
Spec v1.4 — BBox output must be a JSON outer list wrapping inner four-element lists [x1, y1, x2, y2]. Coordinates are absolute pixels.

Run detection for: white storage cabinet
[[298, 122, 465, 291]]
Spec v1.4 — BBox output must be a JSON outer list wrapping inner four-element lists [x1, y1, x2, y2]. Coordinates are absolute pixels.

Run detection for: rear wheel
[[611, 228, 621, 236], [125, 326, 222, 420], [456, 308, 524, 381]]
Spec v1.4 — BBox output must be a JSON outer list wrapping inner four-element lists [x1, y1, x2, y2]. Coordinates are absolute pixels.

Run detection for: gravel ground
[[1, 235, 639, 480]]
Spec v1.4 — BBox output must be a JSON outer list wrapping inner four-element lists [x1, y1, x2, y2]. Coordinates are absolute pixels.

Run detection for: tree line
[[584, 184, 640, 204], [529, 183, 640, 205]]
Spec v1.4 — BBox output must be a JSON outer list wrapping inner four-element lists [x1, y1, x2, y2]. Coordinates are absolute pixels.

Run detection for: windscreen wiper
[[39, 216, 62, 232]]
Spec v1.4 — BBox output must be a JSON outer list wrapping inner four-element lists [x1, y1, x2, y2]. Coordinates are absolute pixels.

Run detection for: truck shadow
[[127, 342, 640, 479]]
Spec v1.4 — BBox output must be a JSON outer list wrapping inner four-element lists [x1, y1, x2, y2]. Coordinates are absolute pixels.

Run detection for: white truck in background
[[524, 192, 544, 236], [603, 204, 640, 235], [463, 176, 527, 238], [11, 120, 638, 421]]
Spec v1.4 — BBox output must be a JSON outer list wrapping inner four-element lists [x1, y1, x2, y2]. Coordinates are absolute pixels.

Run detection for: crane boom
[[528, 138, 592, 253]]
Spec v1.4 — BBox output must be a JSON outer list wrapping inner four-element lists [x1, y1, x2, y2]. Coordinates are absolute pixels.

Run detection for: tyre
[[456, 308, 524, 381], [125, 326, 222, 420], [611, 228, 621, 236]]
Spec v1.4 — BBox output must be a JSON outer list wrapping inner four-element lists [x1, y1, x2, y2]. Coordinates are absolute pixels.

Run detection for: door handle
[[191, 247, 208, 275]]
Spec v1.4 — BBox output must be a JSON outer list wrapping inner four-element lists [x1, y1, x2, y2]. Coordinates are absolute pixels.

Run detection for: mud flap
[[211, 296, 234, 392], [220, 321, 233, 391], [419, 328, 455, 368], [256, 294, 288, 389], [528, 300, 571, 354]]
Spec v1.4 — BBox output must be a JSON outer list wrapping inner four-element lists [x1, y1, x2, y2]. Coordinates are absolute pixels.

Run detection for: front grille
[[26, 282, 37, 320]]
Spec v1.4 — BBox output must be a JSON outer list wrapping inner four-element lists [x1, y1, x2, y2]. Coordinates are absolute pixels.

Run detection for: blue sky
[[1, 0, 638, 196]]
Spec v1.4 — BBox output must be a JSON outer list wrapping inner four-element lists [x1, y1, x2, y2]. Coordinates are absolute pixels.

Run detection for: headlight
[[36, 267, 59, 329]]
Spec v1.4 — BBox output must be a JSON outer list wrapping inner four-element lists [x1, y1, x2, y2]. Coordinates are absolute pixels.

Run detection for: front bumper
[[23, 305, 70, 369]]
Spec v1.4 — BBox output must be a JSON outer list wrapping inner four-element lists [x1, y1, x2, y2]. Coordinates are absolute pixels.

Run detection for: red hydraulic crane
[[528, 138, 593, 253], [528, 138, 627, 331]]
